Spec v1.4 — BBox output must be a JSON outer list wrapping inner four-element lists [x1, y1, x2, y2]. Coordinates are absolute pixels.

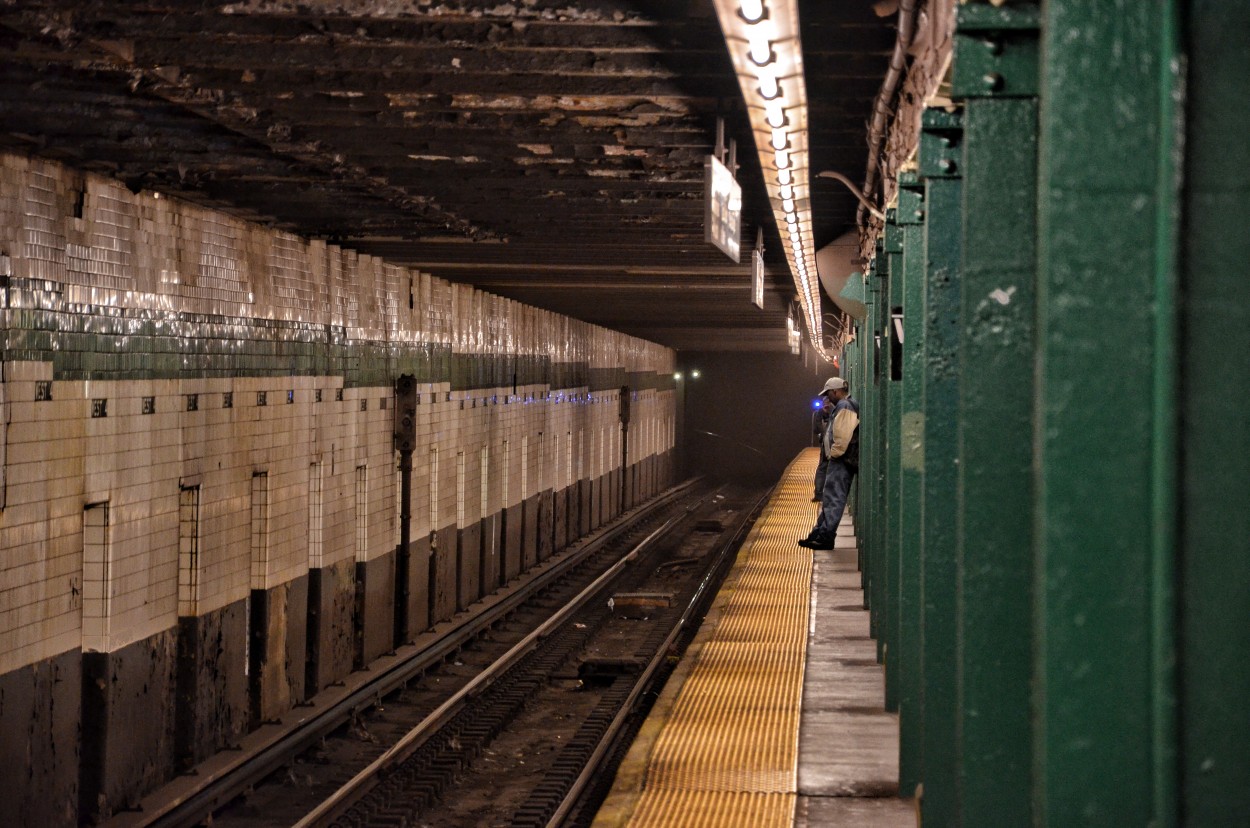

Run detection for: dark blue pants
[[813, 455, 829, 499], [811, 460, 852, 541]]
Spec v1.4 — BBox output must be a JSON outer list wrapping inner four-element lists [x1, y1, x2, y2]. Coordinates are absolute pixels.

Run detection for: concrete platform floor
[[594, 503, 914, 827], [794, 517, 914, 826]]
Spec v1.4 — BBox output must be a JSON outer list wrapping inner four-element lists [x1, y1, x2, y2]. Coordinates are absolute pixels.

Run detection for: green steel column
[[951, 5, 1039, 824], [877, 243, 891, 659], [844, 337, 861, 535], [850, 323, 870, 590], [869, 261, 887, 628], [917, 108, 963, 826], [864, 262, 882, 630], [850, 336, 863, 522], [859, 284, 876, 608], [847, 339, 860, 398], [1181, 1, 1250, 823], [869, 251, 889, 654], [857, 329, 870, 584], [896, 175, 926, 795], [1036, 1, 1179, 823], [882, 216, 904, 711]]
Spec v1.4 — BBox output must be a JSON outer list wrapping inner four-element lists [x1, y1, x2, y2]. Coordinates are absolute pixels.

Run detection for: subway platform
[[595, 449, 912, 827]]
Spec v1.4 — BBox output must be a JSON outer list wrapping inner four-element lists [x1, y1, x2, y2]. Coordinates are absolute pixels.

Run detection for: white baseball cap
[[820, 377, 847, 395]]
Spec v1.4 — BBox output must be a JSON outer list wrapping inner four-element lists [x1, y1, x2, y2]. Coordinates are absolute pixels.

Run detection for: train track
[[307, 485, 767, 828], [117, 480, 765, 828]]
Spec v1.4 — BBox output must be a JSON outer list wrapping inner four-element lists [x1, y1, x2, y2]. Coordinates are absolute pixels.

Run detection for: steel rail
[[544, 486, 774, 827], [126, 479, 700, 828], [294, 495, 702, 827]]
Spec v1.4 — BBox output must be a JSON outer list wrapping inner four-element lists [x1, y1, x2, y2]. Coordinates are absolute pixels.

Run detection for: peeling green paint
[[900, 410, 925, 471]]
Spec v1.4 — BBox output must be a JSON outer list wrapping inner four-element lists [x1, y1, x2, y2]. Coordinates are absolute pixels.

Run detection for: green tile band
[[2, 289, 671, 391]]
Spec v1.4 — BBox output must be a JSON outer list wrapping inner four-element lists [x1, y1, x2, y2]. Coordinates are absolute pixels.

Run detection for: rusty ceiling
[[0, 0, 895, 353]]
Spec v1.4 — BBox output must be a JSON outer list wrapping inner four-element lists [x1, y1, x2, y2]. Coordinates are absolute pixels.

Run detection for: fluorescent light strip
[[725, 0, 820, 357], [712, 0, 825, 358]]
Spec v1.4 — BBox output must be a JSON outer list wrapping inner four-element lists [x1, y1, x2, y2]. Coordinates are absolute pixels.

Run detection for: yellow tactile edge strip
[[621, 449, 819, 828]]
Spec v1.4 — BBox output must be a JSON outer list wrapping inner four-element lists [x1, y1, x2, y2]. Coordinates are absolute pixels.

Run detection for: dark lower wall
[[355, 553, 397, 666], [430, 522, 460, 624], [250, 576, 309, 725], [0, 650, 80, 826], [678, 351, 827, 485], [307, 559, 357, 695], [84, 628, 181, 821], [503, 501, 525, 581], [0, 456, 678, 827], [175, 603, 249, 772], [403, 536, 432, 641]]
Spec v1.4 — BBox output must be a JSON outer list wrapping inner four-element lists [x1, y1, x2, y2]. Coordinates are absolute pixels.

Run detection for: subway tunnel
[[0, 1, 1246, 826]]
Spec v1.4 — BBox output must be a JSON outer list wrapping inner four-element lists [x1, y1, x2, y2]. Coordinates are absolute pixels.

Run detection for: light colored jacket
[[822, 398, 860, 460]]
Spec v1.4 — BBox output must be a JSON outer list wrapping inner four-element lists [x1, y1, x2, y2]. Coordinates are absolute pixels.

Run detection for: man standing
[[799, 377, 859, 551], [812, 394, 834, 502]]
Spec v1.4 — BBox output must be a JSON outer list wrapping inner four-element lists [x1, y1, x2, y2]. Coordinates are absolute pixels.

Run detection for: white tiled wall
[[0, 151, 676, 675]]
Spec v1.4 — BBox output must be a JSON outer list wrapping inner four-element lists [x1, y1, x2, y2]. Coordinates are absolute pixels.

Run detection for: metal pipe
[[394, 446, 412, 647], [393, 375, 417, 647], [817, 170, 887, 222], [859, 0, 919, 227]]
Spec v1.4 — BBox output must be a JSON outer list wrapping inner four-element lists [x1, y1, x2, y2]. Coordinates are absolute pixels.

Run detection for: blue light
[[811, 398, 823, 410]]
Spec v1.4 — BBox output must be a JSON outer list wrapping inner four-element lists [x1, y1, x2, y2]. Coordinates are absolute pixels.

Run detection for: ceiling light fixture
[[757, 71, 780, 100], [739, 0, 766, 23], [748, 31, 774, 65]]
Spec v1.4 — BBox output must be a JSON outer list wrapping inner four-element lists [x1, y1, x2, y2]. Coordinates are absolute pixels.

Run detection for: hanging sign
[[751, 246, 765, 308], [704, 154, 741, 262]]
